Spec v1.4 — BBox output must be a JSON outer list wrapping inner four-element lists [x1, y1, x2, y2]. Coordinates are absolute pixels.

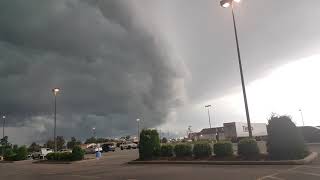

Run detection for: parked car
[[102, 143, 115, 152], [59, 149, 72, 153], [120, 142, 138, 150], [85, 144, 103, 154], [85, 146, 96, 154], [27, 154, 33, 160]]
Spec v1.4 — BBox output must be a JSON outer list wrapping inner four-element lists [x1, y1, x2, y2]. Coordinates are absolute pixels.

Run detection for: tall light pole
[[220, 0, 253, 137], [299, 109, 305, 126], [205, 105, 212, 128], [136, 119, 140, 141], [1, 115, 5, 156], [92, 127, 96, 138], [52, 88, 60, 152], [2, 115, 5, 141]]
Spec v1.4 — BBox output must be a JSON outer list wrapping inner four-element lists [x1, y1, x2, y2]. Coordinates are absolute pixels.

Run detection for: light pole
[[2, 115, 5, 141], [136, 119, 140, 141], [52, 88, 60, 152], [1, 115, 5, 156], [92, 127, 96, 138], [299, 109, 305, 126], [205, 105, 212, 128], [220, 0, 253, 137]]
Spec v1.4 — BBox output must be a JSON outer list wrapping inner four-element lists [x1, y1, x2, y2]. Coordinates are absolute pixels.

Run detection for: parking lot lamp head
[[52, 88, 60, 96], [220, 0, 241, 8]]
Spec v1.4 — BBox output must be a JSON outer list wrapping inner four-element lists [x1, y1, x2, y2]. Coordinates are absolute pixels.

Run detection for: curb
[[32, 160, 72, 164], [0, 161, 14, 163], [32, 158, 96, 164], [128, 152, 318, 165]]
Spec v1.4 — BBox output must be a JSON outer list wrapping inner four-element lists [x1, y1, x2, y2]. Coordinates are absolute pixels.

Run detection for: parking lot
[[0, 145, 320, 180]]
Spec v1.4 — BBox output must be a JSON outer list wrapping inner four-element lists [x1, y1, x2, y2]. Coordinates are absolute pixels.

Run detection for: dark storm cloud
[[0, 0, 186, 142]]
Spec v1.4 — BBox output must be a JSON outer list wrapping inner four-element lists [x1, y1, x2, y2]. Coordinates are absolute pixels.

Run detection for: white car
[[120, 142, 138, 150], [59, 149, 72, 153]]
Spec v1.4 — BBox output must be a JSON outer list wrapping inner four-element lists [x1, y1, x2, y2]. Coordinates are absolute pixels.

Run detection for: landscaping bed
[[168, 153, 269, 161], [134, 152, 311, 162], [130, 152, 318, 165], [134, 116, 318, 165]]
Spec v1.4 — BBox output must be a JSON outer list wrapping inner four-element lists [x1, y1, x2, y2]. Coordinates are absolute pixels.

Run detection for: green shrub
[[4, 146, 28, 161], [174, 144, 192, 157], [14, 146, 28, 161], [60, 152, 73, 161], [267, 115, 308, 160], [160, 144, 173, 157], [71, 146, 85, 161], [4, 149, 16, 161], [193, 142, 212, 158], [238, 138, 259, 158], [214, 141, 233, 157], [46, 152, 55, 160], [46, 152, 73, 161], [139, 129, 161, 160]]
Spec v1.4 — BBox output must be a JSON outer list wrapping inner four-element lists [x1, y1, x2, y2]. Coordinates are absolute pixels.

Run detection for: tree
[[67, 137, 81, 149], [0, 136, 8, 146], [85, 137, 97, 144], [267, 115, 307, 160], [44, 139, 54, 149], [15, 146, 28, 160], [45, 137, 65, 150], [96, 138, 106, 143], [139, 129, 160, 160], [12, 144, 18, 153], [1, 136, 11, 156], [161, 137, 168, 143], [28, 142, 41, 152], [56, 136, 65, 150]]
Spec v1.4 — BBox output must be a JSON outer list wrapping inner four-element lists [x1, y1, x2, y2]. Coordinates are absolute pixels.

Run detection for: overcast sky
[[1, 0, 320, 145]]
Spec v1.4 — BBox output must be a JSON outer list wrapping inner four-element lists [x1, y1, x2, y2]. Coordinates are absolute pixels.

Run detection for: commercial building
[[189, 122, 268, 141]]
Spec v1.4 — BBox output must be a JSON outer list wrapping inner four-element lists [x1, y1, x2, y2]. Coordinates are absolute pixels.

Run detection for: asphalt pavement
[[0, 145, 320, 180]]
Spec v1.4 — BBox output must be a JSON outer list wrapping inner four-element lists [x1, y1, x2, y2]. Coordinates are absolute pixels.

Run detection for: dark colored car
[[102, 143, 115, 152]]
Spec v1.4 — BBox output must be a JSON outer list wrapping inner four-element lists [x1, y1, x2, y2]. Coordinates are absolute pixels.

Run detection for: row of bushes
[[161, 143, 211, 158], [140, 115, 308, 160], [139, 129, 260, 159], [46, 152, 73, 161], [160, 138, 259, 158], [46, 146, 84, 161]]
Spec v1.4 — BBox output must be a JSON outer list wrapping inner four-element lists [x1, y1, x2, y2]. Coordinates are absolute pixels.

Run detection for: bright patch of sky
[[159, 55, 320, 135]]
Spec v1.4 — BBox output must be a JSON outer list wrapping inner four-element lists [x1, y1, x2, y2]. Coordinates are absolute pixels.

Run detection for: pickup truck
[[120, 142, 137, 150], [32, 148, 53, 159]]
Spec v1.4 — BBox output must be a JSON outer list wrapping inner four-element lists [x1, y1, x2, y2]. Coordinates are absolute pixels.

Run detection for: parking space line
[[290, 170, 320, 177], [257, 166, 301, 180], [68, 174, 101, 179], [258, 175, 285, 180], [302, 165, 320, 169]]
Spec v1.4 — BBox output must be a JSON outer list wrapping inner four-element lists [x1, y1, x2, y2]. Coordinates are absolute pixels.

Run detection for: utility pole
[[205, 105, 212, 128]]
